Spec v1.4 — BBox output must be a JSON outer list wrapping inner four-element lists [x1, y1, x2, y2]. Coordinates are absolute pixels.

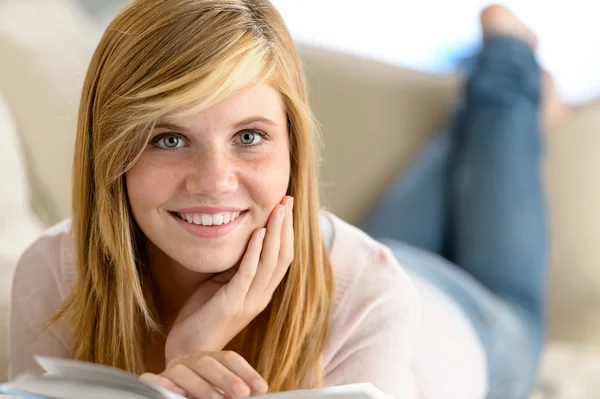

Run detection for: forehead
[[163, 83, 286, 127]]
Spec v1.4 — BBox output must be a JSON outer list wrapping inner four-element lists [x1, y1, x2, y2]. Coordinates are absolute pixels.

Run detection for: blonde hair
[[53, 0, 334, 391]]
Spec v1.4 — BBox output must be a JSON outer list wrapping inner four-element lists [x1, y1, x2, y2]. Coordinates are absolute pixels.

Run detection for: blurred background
[[85, 0, 600, 104], [1, 1, 600, 398]]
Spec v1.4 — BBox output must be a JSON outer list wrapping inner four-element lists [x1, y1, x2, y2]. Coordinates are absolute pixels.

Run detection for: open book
[[0, 357, 391, 399]]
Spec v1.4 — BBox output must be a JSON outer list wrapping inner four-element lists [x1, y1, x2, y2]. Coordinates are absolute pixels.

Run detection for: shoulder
[[13, 218, 77, 301], [319, 212, 421, 391], [322, 211, 421, 319], [10, 220, 75, 374]]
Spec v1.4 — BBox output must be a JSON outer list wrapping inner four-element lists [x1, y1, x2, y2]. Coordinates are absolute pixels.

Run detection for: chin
[[173, 247, 245, 274]]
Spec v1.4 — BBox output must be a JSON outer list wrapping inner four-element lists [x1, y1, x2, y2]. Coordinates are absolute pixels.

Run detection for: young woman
[[10, 1, 555, 398]]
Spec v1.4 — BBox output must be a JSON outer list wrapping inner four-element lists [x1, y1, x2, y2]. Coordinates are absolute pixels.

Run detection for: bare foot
[[541, 70, 574, 131], [481, 5, 573, 130], [480, 4, 538, 49]]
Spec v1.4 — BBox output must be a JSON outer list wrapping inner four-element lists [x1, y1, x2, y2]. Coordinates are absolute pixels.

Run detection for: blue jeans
[[361, 36, 548, 399]]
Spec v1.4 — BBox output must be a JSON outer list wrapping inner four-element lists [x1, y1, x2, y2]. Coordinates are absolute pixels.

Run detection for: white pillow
[[0, 0, 102, 225], [0, 92, 29, 216], [0, 90, 44, 381], [0, 92, 43, 260]]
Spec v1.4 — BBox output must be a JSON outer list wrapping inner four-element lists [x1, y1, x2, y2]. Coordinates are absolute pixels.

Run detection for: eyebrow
[[231, 116, 277, 129], [154, 116, 278, 132], [154, 121, 189, 132]]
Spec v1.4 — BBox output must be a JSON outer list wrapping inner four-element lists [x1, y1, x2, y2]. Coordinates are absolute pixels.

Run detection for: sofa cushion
[[0, 90, 44, 381], [298, 44, 460, 224], [545, 102, 600, 344]]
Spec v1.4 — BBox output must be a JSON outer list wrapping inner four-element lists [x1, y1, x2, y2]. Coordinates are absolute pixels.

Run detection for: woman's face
[[126, 84, 291, 273]]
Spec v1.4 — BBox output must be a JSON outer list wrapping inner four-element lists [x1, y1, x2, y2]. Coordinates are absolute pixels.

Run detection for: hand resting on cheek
[[140, 195, 294, 398]]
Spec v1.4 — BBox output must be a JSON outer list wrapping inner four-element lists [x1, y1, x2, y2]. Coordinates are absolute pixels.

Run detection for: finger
[[248, 201, 287, 296], [216, 351, 269, 395], [139, 372, 188, 398], [186, 356, 252, 399], [267, 196, 294, 293], [161, 364, 224, 399], [225, 227, 265, 300]]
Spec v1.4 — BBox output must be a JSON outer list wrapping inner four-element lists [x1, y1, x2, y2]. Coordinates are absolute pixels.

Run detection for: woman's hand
[[165, 196, 294, 363], [140, 350, 269, 399]]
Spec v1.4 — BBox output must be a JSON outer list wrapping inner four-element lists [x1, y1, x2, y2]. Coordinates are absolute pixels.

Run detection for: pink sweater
[[9, 212, 486, 398]]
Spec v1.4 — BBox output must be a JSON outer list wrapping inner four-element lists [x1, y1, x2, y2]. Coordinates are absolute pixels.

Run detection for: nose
[[186, 147, 238, 198]]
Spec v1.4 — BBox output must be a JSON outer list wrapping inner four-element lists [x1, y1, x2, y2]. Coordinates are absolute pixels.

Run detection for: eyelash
[[149, 129, 269, 151]]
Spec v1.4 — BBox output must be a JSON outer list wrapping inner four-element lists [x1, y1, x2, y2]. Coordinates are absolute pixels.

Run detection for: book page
[[2, 373, 149, 399], [5, 357, 389, 399], [35, 356, 182, 399], [258, 384, 391, 399]]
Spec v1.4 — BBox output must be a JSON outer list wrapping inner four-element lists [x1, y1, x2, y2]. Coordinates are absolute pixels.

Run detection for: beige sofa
[[1, 0, 600, 397]]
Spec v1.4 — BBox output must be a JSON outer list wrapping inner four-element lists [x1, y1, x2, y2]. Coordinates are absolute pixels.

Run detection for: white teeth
[[201, 214, 212, 226], [178, 211, 242, 227]]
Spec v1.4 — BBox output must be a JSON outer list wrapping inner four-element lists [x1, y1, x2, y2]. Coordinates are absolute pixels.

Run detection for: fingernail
[[252, 379, 269, 393], [213, 392, 225, 399], [173, 387, 187, 397], [279, 206, 286, 219], [259, 228, 266, 240], [288, 197, 294, 211]]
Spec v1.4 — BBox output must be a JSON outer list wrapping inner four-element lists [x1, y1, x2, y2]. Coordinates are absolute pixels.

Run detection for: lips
[[170, 210, 248, 239]]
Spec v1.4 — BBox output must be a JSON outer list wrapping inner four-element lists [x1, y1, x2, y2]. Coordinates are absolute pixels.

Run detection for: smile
[[170, 210, 248, 239], [176, 211, 241, 226]]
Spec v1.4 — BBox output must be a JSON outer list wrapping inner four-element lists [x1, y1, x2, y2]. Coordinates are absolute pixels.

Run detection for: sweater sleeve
[[9, 236, 71, 379], [324, 243, 421, 399]]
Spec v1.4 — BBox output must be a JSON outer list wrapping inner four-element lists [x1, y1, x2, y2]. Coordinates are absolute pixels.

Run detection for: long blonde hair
[[54, 0, 334, 391]]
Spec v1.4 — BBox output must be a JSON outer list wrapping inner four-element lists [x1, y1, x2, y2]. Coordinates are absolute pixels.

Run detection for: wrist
[[164, 332, 219, 364], [164, 316, 243, 363]]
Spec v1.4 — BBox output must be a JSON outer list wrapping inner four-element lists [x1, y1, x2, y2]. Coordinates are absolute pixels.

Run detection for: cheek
[[126, 155, 182, 213], [242, 151, 291, 206]]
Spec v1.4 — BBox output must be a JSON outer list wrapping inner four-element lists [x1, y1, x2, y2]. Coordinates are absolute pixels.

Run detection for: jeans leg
[[360, 130, 452, 255], [383, 239, 543, 399], [449, 35, 548, 370]]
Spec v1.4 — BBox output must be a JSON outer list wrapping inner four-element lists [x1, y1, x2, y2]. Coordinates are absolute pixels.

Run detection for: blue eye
[[153, 134, 185, 150], [238, 130, 266, 146]]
